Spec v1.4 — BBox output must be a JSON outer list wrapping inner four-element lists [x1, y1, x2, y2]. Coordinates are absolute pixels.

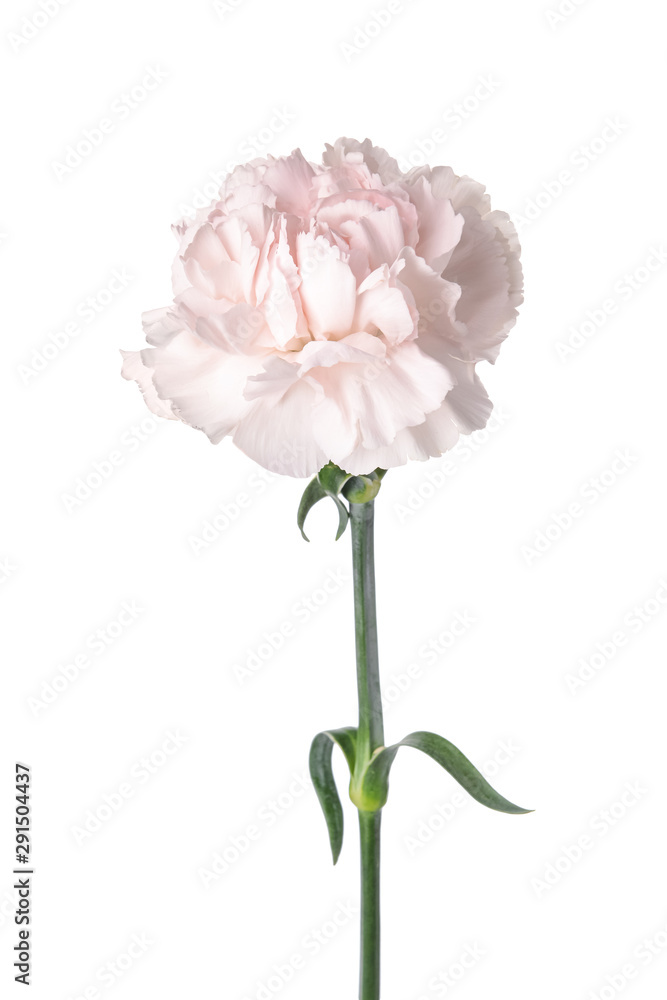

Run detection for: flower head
[[121, 137, 522, 477]]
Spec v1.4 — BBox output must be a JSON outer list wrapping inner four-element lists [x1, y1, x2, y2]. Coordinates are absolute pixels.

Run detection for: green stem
[[358, 810, 381, 999], [350, 500, 384, 1000], [350, 501, 384, 762]]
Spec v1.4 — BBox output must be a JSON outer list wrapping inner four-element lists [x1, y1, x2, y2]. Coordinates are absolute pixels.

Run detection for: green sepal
[[317, 462, 353, 496], [342, 470, 383, 504], [308, 727, 358, 863], [359, 730, 532, 814]]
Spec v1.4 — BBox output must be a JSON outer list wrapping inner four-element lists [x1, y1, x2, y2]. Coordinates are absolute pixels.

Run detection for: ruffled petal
[[407, 175, 464, 271], [307, 339, 453, 461], [296, 232, 357, 339], [263, 148, 317, 217], [322, 136, 404, 186], [120, 349, 179, 421], [138, 329, 268, 443], [233, 370, 328, 477], [352, 265, 417, 344], [443, 207, 523, 363]]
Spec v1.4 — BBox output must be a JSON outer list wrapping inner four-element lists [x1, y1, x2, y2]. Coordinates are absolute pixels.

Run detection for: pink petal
[[296, 232, 357, 339], [263, 149, 317, 217], [353, 265, 417, 345], [120, 349, 179, 421], [408, 175, 464, 271], [141, 328, 268, 443]]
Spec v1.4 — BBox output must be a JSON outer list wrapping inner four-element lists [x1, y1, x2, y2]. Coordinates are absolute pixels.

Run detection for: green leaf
[[309, 728, 358, 863], [326, 726, 358, 774], [360, 731, 532, 814], [297, 473, 349, 542]]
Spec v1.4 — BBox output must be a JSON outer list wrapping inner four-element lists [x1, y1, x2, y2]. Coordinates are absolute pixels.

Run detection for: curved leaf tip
[[297, 475, 349, 542], [359, 730, 533, 815]]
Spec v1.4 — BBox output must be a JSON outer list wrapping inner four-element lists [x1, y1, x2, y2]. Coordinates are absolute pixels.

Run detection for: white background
[[2, 0, 667, 998]]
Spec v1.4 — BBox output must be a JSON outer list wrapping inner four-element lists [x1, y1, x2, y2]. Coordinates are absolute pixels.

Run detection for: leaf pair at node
[[309, 726, 532, 863]]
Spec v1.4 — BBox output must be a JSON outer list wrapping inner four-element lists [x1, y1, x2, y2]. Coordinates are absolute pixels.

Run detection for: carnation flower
[[121, 137, 523, 477]]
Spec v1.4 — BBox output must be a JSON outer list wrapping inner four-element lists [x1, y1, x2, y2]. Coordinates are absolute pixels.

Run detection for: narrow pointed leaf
[[399, 732, 532, 814], [297, 474, 349, 542], [309, 727, 358, 863], [361, 731, 532, 815], [325, 726, 357, 775], [309, 733, 343, 863], [328, 493, 350, 541], [297, 477, 328, 542]]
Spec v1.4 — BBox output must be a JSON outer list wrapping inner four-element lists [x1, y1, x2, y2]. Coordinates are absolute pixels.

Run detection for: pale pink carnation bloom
[[121, 138, 522, 477]]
